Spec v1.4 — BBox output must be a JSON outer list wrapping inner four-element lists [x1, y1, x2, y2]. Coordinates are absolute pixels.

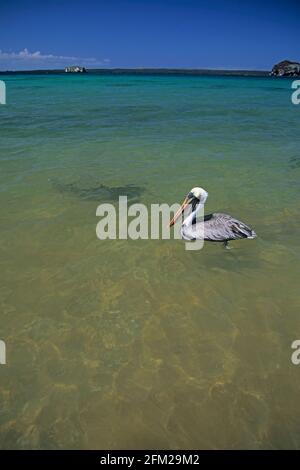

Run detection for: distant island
[[65, 66, 87, 73], [270, 60, 300, 77]]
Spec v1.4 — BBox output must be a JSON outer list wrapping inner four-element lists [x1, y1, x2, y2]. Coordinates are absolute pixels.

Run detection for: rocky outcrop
[[271, 60, 300, 77], [64, 66, 87, 73]]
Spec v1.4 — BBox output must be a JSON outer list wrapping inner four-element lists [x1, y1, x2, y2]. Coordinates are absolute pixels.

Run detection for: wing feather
[[186, 213, 256, 241]]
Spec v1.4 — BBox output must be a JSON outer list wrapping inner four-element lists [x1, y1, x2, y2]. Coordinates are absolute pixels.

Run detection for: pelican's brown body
[[170, 187, 256, 246]]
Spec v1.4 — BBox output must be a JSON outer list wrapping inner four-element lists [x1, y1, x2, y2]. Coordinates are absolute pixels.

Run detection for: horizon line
[[0, 66, 270, 74]]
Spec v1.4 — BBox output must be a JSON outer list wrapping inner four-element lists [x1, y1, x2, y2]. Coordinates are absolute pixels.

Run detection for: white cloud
[[0, 48, 110, 70]]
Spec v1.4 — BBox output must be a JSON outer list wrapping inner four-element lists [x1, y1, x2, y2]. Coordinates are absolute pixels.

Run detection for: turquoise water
[[0, 73, 300, 449]]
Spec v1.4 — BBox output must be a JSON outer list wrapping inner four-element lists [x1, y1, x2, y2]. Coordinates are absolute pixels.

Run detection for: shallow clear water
[[0, 73, 300, 449]]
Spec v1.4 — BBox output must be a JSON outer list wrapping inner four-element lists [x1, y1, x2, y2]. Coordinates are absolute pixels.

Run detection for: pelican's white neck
[[183, 190, 208, 227]]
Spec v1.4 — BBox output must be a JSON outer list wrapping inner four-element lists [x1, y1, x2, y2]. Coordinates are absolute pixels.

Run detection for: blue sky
[[0, 0, 299, 70]]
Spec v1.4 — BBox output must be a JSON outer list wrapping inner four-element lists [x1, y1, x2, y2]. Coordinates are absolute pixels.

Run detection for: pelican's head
[[169, 187, 208, 227], [188, 187, 207, 201]]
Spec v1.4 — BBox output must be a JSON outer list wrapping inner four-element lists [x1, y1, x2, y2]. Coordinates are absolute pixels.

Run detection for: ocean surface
[[0, 72, 299, 449]]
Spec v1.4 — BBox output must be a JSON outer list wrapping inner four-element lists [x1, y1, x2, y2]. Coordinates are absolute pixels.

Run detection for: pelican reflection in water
[[169, 187, 256, 248]]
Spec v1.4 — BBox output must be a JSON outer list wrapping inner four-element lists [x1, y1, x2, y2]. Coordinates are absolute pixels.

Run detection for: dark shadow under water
[[50, 177, 146, 202]]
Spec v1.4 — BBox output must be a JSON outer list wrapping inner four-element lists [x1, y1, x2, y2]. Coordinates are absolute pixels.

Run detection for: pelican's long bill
[[169, 196, 192, 227]]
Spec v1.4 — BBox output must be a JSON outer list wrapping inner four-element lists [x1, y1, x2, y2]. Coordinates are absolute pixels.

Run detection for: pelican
[[169, 187, 256, 248]]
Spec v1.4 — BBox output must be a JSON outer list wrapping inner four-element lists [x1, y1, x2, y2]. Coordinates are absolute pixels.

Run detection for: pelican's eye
[[188, 191, 200, 201]]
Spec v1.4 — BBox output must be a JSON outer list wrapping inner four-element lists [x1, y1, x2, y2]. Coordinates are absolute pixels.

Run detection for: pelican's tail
[[247, 229, 257, 239], [230, 220, 257, 240]]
